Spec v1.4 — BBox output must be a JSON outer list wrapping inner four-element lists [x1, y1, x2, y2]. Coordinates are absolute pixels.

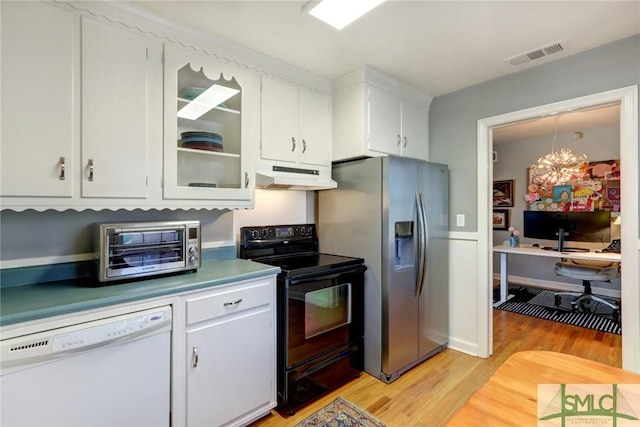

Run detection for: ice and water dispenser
[[394, 221, 415, 270]]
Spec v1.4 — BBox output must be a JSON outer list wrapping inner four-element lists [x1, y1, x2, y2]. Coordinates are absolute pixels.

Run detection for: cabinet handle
[[396, 133, 401, 146], [291, 137, 296, 152], [403, 135, 408, 147], [88, 159, 94, 182], [302, 139, 307, 153], [192, 346, 198, 368], [244, 172, 249, 188], [59, 157, 66, 181], [223, 298, 243, 307]]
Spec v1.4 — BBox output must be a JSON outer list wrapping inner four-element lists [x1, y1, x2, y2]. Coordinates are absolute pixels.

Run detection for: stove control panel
[[239, 224, 319, 260], [242, 224, 316, 242]]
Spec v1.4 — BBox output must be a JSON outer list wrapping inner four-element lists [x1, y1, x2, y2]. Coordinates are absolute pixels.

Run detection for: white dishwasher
[[0, 305, 172, 427]]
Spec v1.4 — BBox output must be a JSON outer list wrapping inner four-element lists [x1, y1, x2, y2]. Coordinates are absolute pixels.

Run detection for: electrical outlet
[[456, 214, 465, 227]]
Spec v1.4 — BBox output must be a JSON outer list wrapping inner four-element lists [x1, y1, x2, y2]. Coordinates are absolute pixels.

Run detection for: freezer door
[[381, 156, 420, 376], [417, 162, 449, 357]]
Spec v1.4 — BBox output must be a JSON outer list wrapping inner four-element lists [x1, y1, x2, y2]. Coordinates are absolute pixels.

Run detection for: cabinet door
[[81, 17, 149, 198], [367, 85, 402, 155], [299, 89, 331, 166], [186, 309, 273, 427], [1, 2, 74, 197], [400, 100, 429, 161], [260, 77, 299, 163], [163, 45, 256, 203]]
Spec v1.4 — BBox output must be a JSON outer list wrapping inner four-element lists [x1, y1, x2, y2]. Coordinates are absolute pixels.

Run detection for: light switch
[[456, 214, 465, 227]]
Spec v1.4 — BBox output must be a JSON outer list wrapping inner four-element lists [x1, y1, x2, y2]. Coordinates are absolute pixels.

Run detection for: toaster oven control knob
[[249, 229, 259, 239], [189, 255, 198, 265], [189, 246, 197, 255], [260, 228, 269, 238]]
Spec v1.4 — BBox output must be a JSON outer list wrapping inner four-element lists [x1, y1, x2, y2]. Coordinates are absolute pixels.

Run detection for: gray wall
[[0, 190, 315, 262], [429, 34, 640, 233], [0, 209, 233, 261]]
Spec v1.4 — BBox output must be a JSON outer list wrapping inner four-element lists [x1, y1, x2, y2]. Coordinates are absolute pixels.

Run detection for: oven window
[[108, 229, 185, 270], [304, 283, 351, 339]]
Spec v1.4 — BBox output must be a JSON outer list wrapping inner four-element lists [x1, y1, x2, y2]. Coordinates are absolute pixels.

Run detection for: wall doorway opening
[[477, 86, 638, 371]]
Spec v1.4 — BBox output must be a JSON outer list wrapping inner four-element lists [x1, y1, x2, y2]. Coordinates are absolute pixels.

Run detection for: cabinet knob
[[59, 157, 66, 181], [88, 159, 94, 182], [302, 139, 307, 153], [403, 135, 408, 147], [396, 133, 401, 146]]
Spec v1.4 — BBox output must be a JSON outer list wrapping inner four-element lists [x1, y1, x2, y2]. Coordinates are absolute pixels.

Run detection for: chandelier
[[529, 117, 587, 186]]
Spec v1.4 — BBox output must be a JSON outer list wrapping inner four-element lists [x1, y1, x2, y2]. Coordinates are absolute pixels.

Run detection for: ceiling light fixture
[[303, 0, 386, 30], [177, 84, 240, 120], [529, 116, 588, 187]]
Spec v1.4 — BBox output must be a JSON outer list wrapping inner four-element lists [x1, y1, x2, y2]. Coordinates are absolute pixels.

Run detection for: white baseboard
[[448, 338, 480, 358], [494, 274, 621, 299]]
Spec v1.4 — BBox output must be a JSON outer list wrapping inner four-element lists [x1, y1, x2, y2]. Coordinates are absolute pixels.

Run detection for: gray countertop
[[0, 258, 280, 327]]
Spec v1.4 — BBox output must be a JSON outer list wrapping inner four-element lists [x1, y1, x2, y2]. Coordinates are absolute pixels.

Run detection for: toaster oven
[[94, 221, 201, 282]]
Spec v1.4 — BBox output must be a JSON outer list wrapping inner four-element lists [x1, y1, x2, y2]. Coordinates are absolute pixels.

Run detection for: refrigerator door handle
[[415, 191, 428, 297]]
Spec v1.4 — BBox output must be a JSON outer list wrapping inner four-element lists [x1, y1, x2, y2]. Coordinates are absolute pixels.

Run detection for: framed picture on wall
[[493, 180, 514, 207], [493, 209, 509, 230]]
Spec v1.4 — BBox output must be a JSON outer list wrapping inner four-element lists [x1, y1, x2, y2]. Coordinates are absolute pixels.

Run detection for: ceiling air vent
[[507, 41, 565, 66]]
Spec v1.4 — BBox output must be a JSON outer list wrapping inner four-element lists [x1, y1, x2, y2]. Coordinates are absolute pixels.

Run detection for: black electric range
[[238, 224, 366, 414]]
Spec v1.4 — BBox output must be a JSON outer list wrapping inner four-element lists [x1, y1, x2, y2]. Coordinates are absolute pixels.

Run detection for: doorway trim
[[476, 86, 639, 370]]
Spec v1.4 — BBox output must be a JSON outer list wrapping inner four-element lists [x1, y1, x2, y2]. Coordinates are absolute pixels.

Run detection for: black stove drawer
[[278, 341, 363, 415]]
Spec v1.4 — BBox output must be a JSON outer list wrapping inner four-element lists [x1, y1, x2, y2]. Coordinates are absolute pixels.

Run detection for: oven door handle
[[288, 272, 345, 286]]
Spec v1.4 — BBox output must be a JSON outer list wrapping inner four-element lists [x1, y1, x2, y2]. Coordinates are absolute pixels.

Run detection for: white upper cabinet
[[1, 1, 74, 198], [398, 99, 429, 160], [368, 85, 402, 155], [332, 65, 432, 162], [163, 44, 258, 206], [81, 17, 149, 199], [261, 77, 331, 167], [299, 88, 332, 166]]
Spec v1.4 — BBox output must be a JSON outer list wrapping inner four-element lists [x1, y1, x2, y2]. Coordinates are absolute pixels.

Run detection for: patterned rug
[[296, 397, 386, 427], [494, 285, 621, 335]]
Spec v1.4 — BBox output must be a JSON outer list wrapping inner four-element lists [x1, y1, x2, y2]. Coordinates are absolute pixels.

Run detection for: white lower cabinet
[[181, 277, 276, 427]]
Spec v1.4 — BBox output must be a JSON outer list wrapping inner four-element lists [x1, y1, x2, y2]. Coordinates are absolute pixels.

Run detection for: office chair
[[553, 258, 620, 321]]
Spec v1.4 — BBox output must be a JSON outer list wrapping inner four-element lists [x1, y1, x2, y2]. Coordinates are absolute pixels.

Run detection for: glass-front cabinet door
[[163, 44, 258, 205]]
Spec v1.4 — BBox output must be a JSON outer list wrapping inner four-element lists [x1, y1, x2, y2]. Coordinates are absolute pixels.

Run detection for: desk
[[493, 245, 621, 306], [446, 351, 640, 426]]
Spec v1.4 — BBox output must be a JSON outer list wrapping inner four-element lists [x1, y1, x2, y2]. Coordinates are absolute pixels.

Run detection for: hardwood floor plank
[[249, 309, 621, 427]]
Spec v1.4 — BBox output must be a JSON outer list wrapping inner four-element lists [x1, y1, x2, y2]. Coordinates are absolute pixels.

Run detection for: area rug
[[495, 285, 621, 335], [296, 397, 386, 427]]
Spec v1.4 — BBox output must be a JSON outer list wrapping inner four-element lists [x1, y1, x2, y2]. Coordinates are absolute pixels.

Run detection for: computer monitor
[[523, 211, 612, 252]]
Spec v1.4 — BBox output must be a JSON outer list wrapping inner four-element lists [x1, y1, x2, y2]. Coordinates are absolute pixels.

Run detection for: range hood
[[255, 165, 337, 190]]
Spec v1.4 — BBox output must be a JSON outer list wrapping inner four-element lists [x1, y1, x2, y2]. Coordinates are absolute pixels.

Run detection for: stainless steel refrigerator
[[318, 156, 448, 383]]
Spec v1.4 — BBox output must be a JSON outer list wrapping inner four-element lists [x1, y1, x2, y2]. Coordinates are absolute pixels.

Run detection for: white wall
[[233, 189, 315, 238]]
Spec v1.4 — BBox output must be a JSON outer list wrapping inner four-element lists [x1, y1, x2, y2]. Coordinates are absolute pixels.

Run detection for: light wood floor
[[249, 309, 621, 427]]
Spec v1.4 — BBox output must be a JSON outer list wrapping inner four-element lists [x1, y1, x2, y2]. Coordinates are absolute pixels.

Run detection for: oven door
[[285, 267, 364, 368], [278, 265, 365, 413]]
